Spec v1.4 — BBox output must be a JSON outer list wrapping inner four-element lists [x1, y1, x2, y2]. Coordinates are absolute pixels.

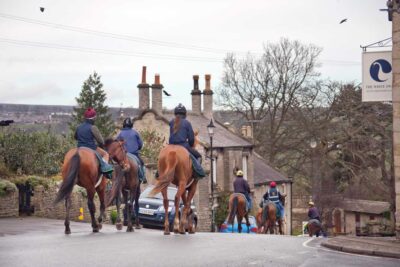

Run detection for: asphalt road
[[0, 217, 399, 267]]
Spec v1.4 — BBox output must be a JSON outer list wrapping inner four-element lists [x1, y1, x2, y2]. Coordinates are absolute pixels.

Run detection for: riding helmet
[[236, 170, 244, 177], [84, 107, 96, 119], [308, 201, 315, 206], [123, 117, 133, 128], [174, 103, 187, 116], [270, 181, 276, 187]]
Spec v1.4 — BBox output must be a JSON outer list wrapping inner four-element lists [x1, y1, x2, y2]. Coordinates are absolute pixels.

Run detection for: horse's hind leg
[[87, 190, 99, 233], [96, 185, 106, 230], [161, 188, 170, 235], [245, 214, 250, 234], [64, 195, 71, 234], [278, 220, 283, 235], [238, 215, 243, 233], [185, 182, 198, 234], [174, 182, 186, 234]]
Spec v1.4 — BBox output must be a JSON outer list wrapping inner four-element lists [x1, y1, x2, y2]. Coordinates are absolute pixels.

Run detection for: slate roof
[[162, 111, 253, 148], [339, 198, 390, 215], [253, 153, 291, 185]]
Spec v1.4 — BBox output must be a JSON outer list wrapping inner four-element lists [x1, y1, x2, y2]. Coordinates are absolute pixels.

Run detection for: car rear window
[[140, 186, 176, 201]]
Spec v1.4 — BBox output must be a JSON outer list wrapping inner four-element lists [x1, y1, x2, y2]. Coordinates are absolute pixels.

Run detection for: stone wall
[[0, 191, 18, 217], [292, 195, 312, 234]]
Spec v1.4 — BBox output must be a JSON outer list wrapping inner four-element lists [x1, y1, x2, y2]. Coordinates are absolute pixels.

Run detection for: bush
[[0, 130, 74, 176], [110, 210, 118, 224], [0, 179, 17, 196], [11, 176, 54, 190], [139, 129, 165, 164], [215, 192, 231, 229]]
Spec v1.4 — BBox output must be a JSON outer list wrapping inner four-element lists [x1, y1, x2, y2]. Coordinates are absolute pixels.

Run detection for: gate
[[17, 181, 35, 215]]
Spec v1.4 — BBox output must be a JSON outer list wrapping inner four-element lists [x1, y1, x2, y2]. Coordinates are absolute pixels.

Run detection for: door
[[355, 212, 361, 236], [334, 210, 341, 233]]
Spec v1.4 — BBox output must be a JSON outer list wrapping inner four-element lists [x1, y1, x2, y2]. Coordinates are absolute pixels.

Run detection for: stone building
[[130, 66, 293, 233], [329, 198, 392, 236]]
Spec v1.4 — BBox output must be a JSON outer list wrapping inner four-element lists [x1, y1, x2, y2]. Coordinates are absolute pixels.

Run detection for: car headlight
[[158, 206, 174, 213]]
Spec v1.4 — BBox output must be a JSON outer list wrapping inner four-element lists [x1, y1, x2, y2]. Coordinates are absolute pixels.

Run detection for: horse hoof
[[98, 224, 102, 230], [179, 231, 185, 235], [135, 224, 142, 229], [126, 227, 134, 232], [164, 231, 170, 235], [93, 228, 99, 233], [173, 229, 179, 234], [189, 231, 195, 234], [65, 229, 71, 235], [116, 223, 123, 231]]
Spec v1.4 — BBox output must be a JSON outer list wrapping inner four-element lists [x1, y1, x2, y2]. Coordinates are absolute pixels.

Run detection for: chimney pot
[[141, 66, 147, 84], [191, 75, 201, 115], [155, 74, 160, 85], [203, 74, 213, 118]]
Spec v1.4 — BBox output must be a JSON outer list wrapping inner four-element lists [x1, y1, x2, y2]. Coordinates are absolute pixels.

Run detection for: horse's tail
[[261, 204, 269, 226], [228, 196, 238, 225], [107, 165, 124, 207], [150, 151, 178, 196], [54, 152, 80, 204]]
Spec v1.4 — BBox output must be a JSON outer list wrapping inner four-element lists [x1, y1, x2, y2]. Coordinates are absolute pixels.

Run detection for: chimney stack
[[203, 74, 213, 118], [138, 66, 150, 110], [151, 73, 163, 115], [191, 75, 201, 115]]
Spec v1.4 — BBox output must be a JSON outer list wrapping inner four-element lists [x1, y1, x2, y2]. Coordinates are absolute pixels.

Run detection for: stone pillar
[[191, 75, 202, 115], [138, 66, 150, 110], [203, 74, 213, 118], [392, 3, 400, 239], [151, 74, 163, 115]]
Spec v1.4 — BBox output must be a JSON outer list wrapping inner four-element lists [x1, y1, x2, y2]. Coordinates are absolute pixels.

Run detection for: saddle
[[126, 153, 146, 183], [261, 200, 282, 220], [189, 154, 206, 179]]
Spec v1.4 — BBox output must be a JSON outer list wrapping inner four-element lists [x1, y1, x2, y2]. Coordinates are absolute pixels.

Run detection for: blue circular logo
[[369, 59, 392, 82]]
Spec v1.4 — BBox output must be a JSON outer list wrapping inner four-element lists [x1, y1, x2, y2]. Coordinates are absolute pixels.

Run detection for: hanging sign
[[362, 51, 392, 102]]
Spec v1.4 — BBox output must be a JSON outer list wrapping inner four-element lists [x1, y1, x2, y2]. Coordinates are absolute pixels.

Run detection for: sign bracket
[[360, 37, 392, 52]]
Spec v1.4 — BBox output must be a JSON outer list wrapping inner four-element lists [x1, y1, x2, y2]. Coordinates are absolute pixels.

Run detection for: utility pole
[[392, 0, 400, 239]]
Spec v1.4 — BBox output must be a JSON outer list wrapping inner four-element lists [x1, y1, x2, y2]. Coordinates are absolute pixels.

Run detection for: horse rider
[[308, 201, 321, 222], [262, 181, 284, 218], [74, 107, 113, 178], [116, 117, 146, 183], [233, 170, 252, 210]]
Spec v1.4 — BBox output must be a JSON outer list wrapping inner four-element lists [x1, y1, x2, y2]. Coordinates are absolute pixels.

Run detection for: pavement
[[1, 217, 400, 267], [322, 235, 400, 259]]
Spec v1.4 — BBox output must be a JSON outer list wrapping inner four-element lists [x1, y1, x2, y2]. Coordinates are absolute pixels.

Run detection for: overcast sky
[[0, 0, 391, 109]]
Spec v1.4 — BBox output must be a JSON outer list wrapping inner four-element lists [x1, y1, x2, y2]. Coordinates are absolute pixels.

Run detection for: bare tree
[[218, 38, 322, 164]]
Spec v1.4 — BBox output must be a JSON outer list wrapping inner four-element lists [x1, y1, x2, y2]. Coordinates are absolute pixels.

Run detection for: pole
[[210, 135, 215, 232], [392, 2, 400, 239]]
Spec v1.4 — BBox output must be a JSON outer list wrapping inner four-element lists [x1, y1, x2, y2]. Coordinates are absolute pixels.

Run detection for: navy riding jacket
[[117, 128, 143, 155], [75, 120, 97, 150], [169, 118, 195, 150]]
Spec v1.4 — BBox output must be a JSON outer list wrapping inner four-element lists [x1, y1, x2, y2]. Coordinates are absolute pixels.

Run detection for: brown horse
[[256, 202, 277, 234], [106, 140, 141, 232], [227, 194, 250, 233], [54, 148, 108, 234], [307, 220, 323, 237], [150, 145, 198, 235]]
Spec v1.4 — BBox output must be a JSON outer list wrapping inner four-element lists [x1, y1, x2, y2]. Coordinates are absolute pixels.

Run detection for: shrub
[[0, 130, 74, 176], [11, 176, 54, 190], [215, 192, 231, 229], [110, 210, 118, 224], [0, 179, 17, 196], [139, 129, 165, 164]]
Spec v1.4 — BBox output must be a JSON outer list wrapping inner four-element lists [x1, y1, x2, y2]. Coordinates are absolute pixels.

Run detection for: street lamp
[[309, 138, 320, 207], [207, 119, 216, 232]]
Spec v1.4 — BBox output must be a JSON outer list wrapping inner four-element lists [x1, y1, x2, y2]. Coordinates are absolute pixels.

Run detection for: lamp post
[[207, 119, 216, 232], [309, 139, 321, 207]]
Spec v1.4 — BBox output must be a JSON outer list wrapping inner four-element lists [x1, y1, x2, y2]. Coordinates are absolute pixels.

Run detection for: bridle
[[111, 140, 130, 171]]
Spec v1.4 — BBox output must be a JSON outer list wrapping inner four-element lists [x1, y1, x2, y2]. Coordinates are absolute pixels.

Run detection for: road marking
[[302, 238, 399, 260]]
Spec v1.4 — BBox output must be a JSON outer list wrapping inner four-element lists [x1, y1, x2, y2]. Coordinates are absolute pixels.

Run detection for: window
[[369, 215, 375, 220], [242, 155, 248, 180]]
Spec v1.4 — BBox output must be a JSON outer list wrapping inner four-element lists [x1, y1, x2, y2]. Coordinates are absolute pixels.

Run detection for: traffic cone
[[79, 207, 84, 220]]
